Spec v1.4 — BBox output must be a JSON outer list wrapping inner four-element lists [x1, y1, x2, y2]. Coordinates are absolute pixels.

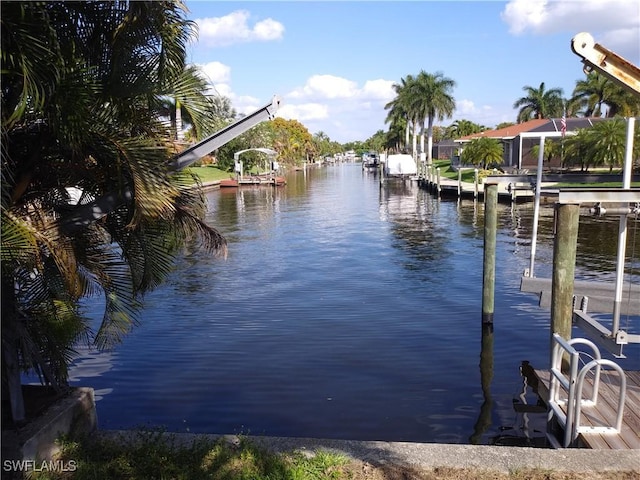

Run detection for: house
[[455, 118, 608, 170]]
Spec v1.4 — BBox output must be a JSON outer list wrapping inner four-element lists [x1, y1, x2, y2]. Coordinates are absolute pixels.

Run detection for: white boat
[[361, 152, 380, 171]]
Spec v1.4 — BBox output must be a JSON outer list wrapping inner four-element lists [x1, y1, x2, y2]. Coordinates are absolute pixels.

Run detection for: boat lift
[[233, 148, 279, 180], [60, 95, 281, 233], [519, 33, 640, 357]]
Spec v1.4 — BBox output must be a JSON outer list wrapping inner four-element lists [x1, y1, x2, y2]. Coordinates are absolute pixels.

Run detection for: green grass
[[187, 166, 233, 183], [31, 430, 349, 480]]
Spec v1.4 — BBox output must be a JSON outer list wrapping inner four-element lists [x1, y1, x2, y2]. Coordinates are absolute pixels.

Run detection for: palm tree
[[570, 72, 640, 118], [531, 138, 563, 166], [461, 137, 503, 169], [409, 71, 456, 165], [513, 82, 564, 122], [446, 119, 486, 139], [604, 86, 640, 117], [384, 75, 418, 153], [585, 118, 636, 171], [563, 129, 592, 171], [570, 72, 610, 117], [158, 65, 222, 141], [2, 1, 227, 422]]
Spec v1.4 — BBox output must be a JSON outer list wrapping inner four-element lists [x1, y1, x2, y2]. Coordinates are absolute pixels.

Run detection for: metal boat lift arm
[[171, 95, 281, 171], [571, 32, 640, 95], [60, 95, 281, 233]]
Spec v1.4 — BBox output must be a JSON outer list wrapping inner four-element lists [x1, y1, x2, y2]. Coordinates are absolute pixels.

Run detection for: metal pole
[[612, 116, 635, 335], [482, 183, 498, 324], [550, 203, 580, 352], [528, 136, 546, 277]]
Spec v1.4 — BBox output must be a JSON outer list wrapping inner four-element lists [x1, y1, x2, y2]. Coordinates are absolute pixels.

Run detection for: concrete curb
[[98, 430, 640, 474]]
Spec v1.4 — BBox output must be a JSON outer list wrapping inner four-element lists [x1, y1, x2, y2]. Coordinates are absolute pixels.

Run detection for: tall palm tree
[[570, 72, 640, 118], [446, 119, 486, 139], [513, 82, 564, 122], [604, 86, 640, 117], [570, 72, 610, 117], [158, 65, 221, 141], [585, 118, 636, 171], [2, 1, 226, 422], [409, 70, 456, 165], [384, 75, 418, 153]]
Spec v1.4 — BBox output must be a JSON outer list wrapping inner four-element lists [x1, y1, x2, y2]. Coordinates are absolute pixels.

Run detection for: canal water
[[69, 163, 640, 445]]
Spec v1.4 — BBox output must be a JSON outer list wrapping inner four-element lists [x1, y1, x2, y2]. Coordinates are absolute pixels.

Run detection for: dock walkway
[[419, 176, 536, 202], [534, 368, 640, 449]]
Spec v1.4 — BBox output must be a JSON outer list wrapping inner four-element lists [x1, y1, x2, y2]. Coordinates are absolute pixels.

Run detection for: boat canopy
[[385, 154, 417, 176]]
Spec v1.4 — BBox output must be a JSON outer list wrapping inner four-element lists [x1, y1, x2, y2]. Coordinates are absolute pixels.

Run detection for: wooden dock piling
[[550, 203, 580, 357], [482, 183, 498, 324]]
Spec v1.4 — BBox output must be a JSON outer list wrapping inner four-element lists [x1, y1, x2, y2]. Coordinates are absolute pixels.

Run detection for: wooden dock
[[220, 176, 286, 188], [534, 368, 640, 449], [419, 176, 535, 202]]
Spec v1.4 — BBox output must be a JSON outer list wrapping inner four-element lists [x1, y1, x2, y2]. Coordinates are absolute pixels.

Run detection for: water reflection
[[469, 323, 493, 444]]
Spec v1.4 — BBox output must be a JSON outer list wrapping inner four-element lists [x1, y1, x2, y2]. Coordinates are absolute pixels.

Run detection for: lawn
[[187, 165, 233, 183]]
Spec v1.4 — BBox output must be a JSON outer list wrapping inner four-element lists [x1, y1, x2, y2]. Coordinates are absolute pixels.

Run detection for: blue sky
[[184, 0, 640, 143]]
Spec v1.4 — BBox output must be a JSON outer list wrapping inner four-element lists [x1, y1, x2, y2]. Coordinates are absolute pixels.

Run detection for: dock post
[[436, 168, 441, 196], [482, 182, 498, 324], [550, 203, 580, 359], [474, 169, 479, 199], [457, 168, 462, 198]]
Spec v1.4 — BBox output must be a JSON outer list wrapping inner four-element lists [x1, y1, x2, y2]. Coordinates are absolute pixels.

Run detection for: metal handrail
[[573, 359, 626, 441], [548, 334, 625, 447]]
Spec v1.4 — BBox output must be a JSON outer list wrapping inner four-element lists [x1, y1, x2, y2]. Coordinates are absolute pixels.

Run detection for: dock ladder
[[547, 333, 626, 448]]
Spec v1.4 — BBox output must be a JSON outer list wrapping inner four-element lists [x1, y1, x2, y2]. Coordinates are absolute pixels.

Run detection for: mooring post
[[457, 168, 462, 197], [436, 167, 441, 196], [550, 202, 580, 360], [482, 182, 498, 324], [474, 169, 479, 198]]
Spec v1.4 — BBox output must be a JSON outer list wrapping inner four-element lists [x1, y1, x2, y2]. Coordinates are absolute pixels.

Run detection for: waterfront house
[[455, 118, 608, 170]]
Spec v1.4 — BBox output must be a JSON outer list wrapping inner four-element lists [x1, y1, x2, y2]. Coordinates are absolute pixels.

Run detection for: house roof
[[457, 119, 547, 142], [456, 117, 608, 142]]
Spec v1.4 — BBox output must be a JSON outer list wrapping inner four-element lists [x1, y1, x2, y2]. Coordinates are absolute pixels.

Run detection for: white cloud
[[361, 79, 396, 101], [197, 61, 232, 97], [289, 75, 359, 100], [501, 0, 639, 60], [199, 61, 230, 84], [195, 10, 284, 47], [277, 103, 329, 122], [456, 99, 478, 115]]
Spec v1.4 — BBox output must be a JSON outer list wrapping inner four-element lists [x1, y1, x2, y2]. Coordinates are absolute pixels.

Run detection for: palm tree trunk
[[412, 121, 418, 158], [405, 123, 410, 151], [175, 99, 183, 141]]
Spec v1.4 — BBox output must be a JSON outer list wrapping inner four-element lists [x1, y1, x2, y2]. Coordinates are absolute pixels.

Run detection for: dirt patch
[[339, 462, 639, 480]]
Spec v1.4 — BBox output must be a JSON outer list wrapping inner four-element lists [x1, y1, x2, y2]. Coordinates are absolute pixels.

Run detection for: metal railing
[[548, 334, 626, 447]]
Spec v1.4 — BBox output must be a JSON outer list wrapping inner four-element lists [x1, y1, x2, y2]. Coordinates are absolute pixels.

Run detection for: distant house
[[455, 118, 608, 170]]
